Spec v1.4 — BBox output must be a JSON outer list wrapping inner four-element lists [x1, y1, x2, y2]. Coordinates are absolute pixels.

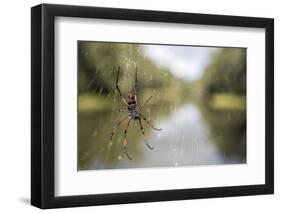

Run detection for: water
[[78, 102, 246, 170]]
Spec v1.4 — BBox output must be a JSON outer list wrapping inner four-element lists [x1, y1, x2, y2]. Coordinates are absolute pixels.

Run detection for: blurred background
[[78, 41, 246, 170]]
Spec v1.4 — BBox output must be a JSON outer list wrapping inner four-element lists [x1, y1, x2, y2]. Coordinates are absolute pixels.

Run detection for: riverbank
[[208, 93, 246, 111], [79, 84, 188, 113]]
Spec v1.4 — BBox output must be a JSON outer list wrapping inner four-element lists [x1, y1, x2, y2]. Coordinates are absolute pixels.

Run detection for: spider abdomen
[[127, 100, 136, 110]]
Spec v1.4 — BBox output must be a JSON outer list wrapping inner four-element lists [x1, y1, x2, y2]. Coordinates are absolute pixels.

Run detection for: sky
[[143, 44, 219, 81]]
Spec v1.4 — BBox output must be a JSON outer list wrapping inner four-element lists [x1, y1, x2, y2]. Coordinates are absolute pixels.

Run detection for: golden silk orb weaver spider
[[110, 66, 162, 160]]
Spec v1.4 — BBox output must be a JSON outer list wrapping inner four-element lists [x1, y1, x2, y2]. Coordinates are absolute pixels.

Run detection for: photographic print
[[78, 41, 246, 170]]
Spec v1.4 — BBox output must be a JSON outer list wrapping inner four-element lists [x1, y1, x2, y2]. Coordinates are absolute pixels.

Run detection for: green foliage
[[202, 48, 246, 96], [78, 42, 177, 95], [78, 42, 247, 113]]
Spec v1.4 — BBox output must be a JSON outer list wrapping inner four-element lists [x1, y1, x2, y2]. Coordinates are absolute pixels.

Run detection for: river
[[78, 102, 246, 170]]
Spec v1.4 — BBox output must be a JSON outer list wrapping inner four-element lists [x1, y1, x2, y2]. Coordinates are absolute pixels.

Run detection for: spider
[[110, 66, 162, 160]]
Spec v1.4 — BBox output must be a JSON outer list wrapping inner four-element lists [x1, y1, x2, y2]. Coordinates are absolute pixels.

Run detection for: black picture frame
[[31, 3, 274, 209]]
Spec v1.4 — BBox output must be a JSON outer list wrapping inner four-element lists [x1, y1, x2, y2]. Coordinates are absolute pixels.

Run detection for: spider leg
[[139, 113, 162, 131], [110, 114, 130, 141], [124, 151, 132, 161], [115, 66, 132, 109], [138, 95, 153, 110], [138, 118, 154, 150], [123, 117, 133, 160], [134, 66, 138, 105], [118, 109, 129, 113]]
